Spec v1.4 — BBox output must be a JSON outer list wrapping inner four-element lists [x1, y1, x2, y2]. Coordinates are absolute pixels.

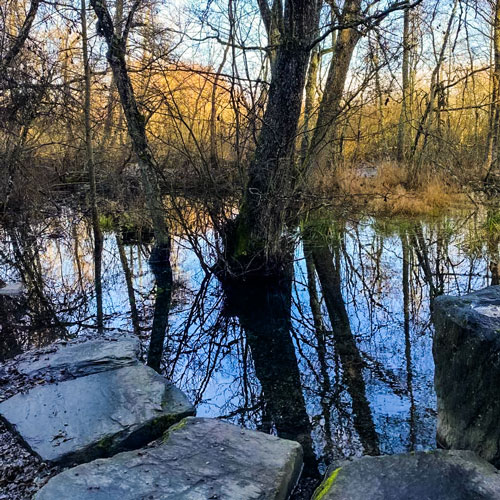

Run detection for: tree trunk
[[486, 0, 500, 193], [0, 0, 41, 70], [230, 0, 321, 263], [304, 0, 362, 177], [81, 0, 104, 333], [300, 48, 320, 162], [90, 0, 170, 255], [409, 0, 458, 181], [397, 6, 411, 163]]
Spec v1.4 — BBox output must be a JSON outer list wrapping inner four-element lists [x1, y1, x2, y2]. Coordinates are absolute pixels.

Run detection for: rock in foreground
[[312, 450, 500, 500], [433, 285, 500, 466], [0, 364, 194, 465], [36, 417, 303, 500], [15, 335, 141, 380]]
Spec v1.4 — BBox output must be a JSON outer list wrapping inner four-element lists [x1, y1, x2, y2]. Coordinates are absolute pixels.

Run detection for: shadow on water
[[0, 203, 498, 482]]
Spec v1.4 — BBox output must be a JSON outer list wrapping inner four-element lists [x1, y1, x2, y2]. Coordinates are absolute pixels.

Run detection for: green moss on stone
[[312, 467, 342, 500], [162, 417, 189, 442], [95, 435, 114, 451]]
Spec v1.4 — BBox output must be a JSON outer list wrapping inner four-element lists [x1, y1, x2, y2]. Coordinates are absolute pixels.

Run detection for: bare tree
[[90, 0, 170, 257]]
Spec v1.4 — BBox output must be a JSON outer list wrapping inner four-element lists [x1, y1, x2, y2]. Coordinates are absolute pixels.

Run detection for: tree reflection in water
[[221, 256, 320, 479], [0, 207, 496, 474]]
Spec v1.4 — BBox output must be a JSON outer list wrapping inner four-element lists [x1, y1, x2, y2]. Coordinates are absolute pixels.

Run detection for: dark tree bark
[[146, 251, 173, 372], [90, 0, 172, 368], [229, 0, 322, 263], [81, 0, 103, 332]]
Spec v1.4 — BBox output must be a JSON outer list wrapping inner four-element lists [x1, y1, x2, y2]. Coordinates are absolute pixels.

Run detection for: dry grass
[[328, 161, 467, 216]]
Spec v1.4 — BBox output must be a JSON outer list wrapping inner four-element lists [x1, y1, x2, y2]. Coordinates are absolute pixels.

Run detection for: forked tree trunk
[[230, 0, 321, 264]]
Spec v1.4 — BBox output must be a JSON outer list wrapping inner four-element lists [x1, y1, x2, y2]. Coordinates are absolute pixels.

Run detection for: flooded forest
[[0, 0, 499, 498]]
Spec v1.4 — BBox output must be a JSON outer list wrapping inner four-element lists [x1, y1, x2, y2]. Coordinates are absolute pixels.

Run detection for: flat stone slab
[[35, 417, 303, 500], [433, 286, 500, 466], [0, 364, 194, 465], [14, 336, 141, 380], [312, 450, 500, 500]]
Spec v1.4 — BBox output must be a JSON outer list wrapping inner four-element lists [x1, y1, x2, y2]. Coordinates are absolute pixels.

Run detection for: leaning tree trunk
[[0, 0, 41, 70], [90, 0, 170, 259], [303, 0, 362, 178]]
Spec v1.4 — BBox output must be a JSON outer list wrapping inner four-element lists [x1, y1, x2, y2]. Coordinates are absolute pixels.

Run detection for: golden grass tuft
[[328, 161, 465, 216]]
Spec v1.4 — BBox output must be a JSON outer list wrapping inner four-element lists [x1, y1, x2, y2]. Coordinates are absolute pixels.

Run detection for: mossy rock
[[312, 450, 500, 499]]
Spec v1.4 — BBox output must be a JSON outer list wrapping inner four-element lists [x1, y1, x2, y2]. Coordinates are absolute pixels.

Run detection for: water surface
[[0, 206, 495, 471]]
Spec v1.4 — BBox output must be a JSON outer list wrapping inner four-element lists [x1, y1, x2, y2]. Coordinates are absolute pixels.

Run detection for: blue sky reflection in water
[[0, 209, 493, 471]]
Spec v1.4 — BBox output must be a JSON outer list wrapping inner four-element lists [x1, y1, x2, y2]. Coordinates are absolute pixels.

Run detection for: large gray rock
[[35, 417, 303, 500], [311, 450, 500, 500], [433, 286, 500, 466], [0, 364, 194, 465], [14, 335, 141, 380]]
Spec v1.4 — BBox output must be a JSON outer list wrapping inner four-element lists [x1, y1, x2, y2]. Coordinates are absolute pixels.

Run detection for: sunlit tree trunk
[[397, 6, 411, 163], [304, 0, 363, 176], [300, 47, 320, 162], [256, 0, 283, 78]]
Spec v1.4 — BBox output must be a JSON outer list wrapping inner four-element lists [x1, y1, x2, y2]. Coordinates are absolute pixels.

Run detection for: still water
[[0, 206, 496, 474]]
